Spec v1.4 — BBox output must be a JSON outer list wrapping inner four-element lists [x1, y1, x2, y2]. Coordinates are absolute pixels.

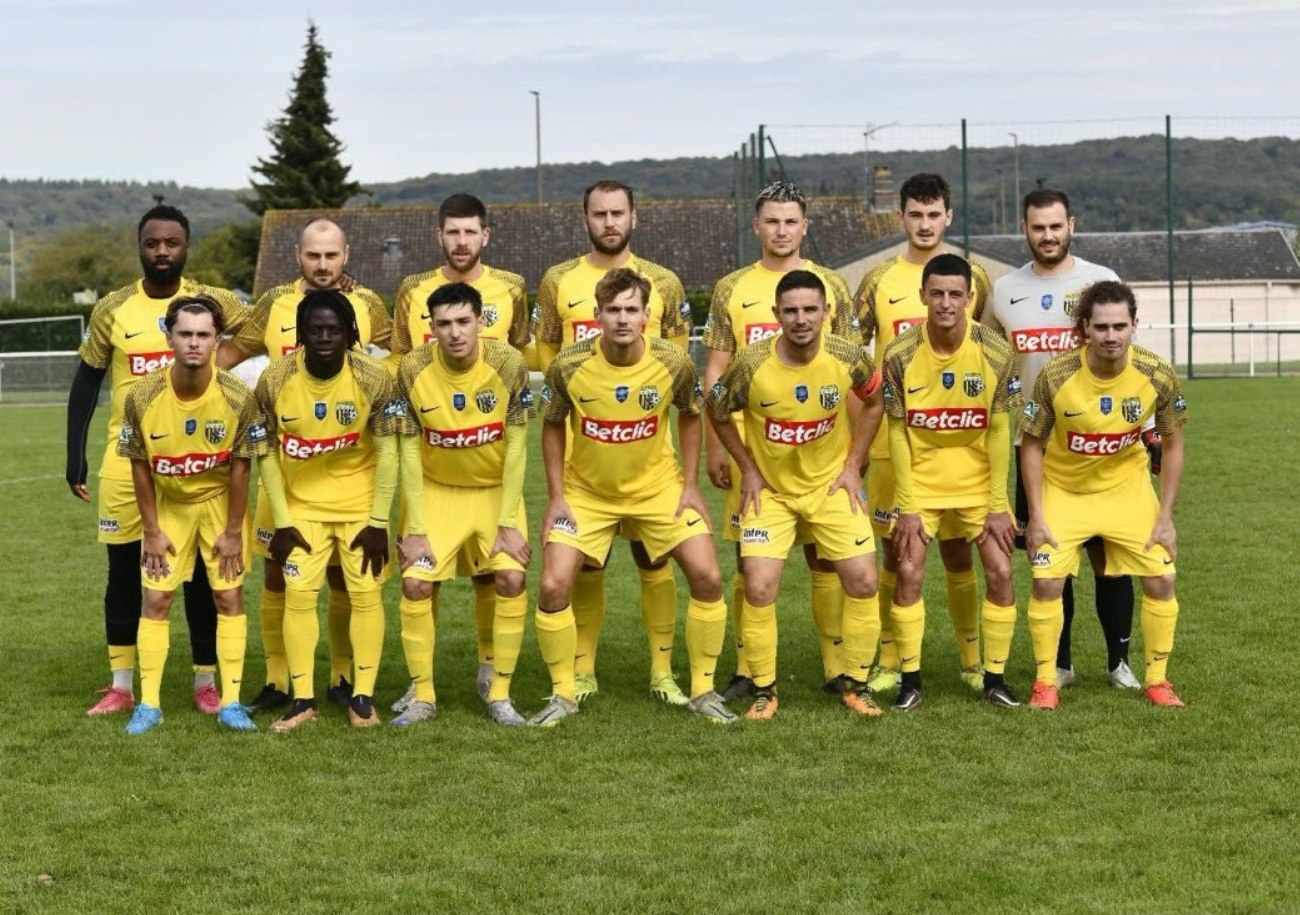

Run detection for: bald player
[[218, 216, 392, 714]]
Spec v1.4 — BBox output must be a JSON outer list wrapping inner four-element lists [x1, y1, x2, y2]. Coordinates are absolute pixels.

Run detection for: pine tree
[[244, 22, 365, 216]]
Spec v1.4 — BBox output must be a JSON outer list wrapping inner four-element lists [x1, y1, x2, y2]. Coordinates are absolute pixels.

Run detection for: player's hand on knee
[[674, 484, 711, 526], [739, 468, 769, 518], [1145, 515, 1177, 561], [892, 513, 925, 564], [212, 530, 245, 582], [1025, 517, 1058, 557], [270, 526, 311, 565], [351, 525, 390, 577], [981, 511, 1016, 556], [827, 468, 867, 515], [706, 449, 731, 490], [399, 533, 433, 572], [492, 526, 531, 566], [540, 499, 574, 547]]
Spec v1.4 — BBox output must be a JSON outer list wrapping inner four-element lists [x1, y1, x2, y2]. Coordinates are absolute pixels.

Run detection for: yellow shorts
[[724, 460, 815, 549], [739, 486, 875, 562], [281, 518, 391, 594], [97, 475, 142, 544], [547, 479, 707, 567], [1031, 473, 1174, 579], [867, 457, 898, 537], [252, 486, 344, 568], [145, 494, 252, 592], [401, 482, 528, 583], [916, 505, 988, 542]]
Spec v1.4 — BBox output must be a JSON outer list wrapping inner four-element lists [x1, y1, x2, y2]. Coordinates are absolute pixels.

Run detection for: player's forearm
[[258, 449, 293, 529], [132, 460, 161, 535], [1157, 427, 1184, 518], [888, 418, 918, 513], [216, 341, 253, 370], [499, 421, 528, 527], [709, 415, 758, 478], [677, 413, 703, 485], [369, 434, 399, 531], [66, 360, 106, 485], [987, 411, 1012, 513], [541, 421, 567, 501], [1019, 436, 1047, 519], [703, 349, 730, 452], [846, 394, 881, 474], [226, 459, 251, 534]]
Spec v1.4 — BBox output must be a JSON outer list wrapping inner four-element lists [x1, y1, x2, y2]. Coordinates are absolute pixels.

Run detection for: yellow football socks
[[640, 564, 677, 676], [842, 593, 881, 682], [1028, 596, 1064, 685], [215, 613, 247, 707], [489, 592, 528, 703], [685, 596, 727, 698], [472, 579, 497, 668], [326, 587, 353, 687], [731, 571, 749, 677], [283, 589, 320, 700], [945, 568, 981, 671], [742, 599, 778, 689], [810, 570, 846, 682], [137, 617, 169, 708], [892, 599, 926, 673], [1142, 595, 1180, 686], [981, 600, 1017, 676], [572, 568, 606, 677], [348, 589, 385, 698], [399, 595, 436, 704], [535, 605, 577, 701], [876, 568, 898, 671], [259, 588, 288, 692]]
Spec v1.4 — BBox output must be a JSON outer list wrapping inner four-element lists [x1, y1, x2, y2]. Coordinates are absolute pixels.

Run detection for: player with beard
[[702, 181, 856, 703], [388, 194, 528, 712], [983, 189, 1141, 690], [67, 205, 248, 718], [218, 217, 391, 714], [531, 180, 693, 708], [854, 173, 993, 696]]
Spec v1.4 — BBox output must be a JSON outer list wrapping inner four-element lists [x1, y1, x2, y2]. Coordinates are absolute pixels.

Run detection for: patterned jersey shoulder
[[703, 263, 759, 351], [822, 332, 875, 386], [124, 367, 170, 418], [647, 336, 700, 410], [541, 338, 598, 422], [214, 368, 255, 411], [970, 261, 993, 321], [1021, 349, 1083, 439], [881, 325, 926, 418], [232, 281, 295, 354], [484, 264, 527, 294], [638, 257, 690, 337], [971, 322, 1016, 368], [482, 338, 529, 385], [395, 269, 439, 306], [808, 261, 852, 300], [535, 257, 585, 343], [79, 281, 139, 367], [188, 281, 249, 334], [396, 345, 437, 394], [708, 335, 772, 421], [1129, 345, 1187, 432], [853, 257, 899, 344]]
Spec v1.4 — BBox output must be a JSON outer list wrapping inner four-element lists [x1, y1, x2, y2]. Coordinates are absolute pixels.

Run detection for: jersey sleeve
[[825, 272, 853, 337], [881, 344, 909, 421], [390, 275, 420, 356], [1148, 355, 1189, 436], [117, 387, 147, 461], [706, 344, 759, 422], [79, 290, 124, 368], [506, 274, 530, 351], [982, 330, 1022, 415], [970, 263, 993, 324], [200, 285, 251, 337], [355, 356, 410, 437], [487, 342, 536, 425], [1020, 358, 1068, 440], [218, 374, 270, 460], [540, 351, 577, 424], [361, 289, 392, 349], [656, 342, 701, 416], [228, 290, 274, 358], [853, 264, 885, 349], [535, 266, 564, 346], [702, 272, 737, 353], [653, 266, 690, 342]]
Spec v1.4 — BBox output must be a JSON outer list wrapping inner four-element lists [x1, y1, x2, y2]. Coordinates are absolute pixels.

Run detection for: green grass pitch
[[3, 378, 1298, 914]]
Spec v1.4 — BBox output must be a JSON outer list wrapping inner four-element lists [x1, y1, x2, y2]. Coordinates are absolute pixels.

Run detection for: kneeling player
[[882, 254, 1022, 711], [1020, 281, 1188, 710], [533, 267, 734, 726], [708, 269, 885, 719], [394, 283, 535, 726], [117, 296, 267, 733]]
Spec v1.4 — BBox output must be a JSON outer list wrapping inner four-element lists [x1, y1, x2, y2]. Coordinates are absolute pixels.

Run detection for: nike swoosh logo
[[280, 325, 295, 333], [659, 646, 672, 652], [901, 656, 917, 664], [125, 331, 145, 339], [420, 405, 440, 413], [687, 518, 702, 527], [419, 313, 429, 321], [292, 672, 307, 679], [1064, 410, 1084, 417], [760, 400, 779, 408], [855, 537, 870, 546], [359, 666, 374, 671], [1163, 558, 1174, 565], [965, 637, 979, 643], [149, 433, 169, 440], [907, 386, 926, 394], [579, 396, 599, 403], [566, 300, 588, 309], [888, 296, 907, 304], [1011, 296, 1030, 305], [741, 300, 760, 309]]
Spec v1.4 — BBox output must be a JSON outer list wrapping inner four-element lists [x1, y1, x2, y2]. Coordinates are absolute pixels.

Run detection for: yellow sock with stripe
[[876, 569, 899, 671], [945, 568, 981, 671], [472, 579, 496, 667], [685, 597, 727, 698], [489, 593, 528, 702], [108, 644, 136, 692], [1141, 595, 1180, 686], [810, 569, 845, 681], [348, 589, 385, 698], [1028, 596, 1064, 685], [639, 564, 678, 676], [731, 571, 749, 677], [259, 588, 288, 691], [742, 599, 778, 689], [137, 617, 170, 708], [572, 568, 606, 676], [535, 605, 577, 701], [892, 599, 926, 673], [216, 614, 247, 706], [981, 600, 1017, 676], [326, 587, 353, 686], [283, 589, 320, 700], [841, 593, 881, 682], [399, 595, 436, 704]]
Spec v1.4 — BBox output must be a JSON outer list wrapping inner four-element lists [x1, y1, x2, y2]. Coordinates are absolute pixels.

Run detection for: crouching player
[[882, 254, 1022, 711], [706, 269, 886, 720], [116, 296, 267, 733], [393, 283, 535, 726], [1020, 281, 1188, 710], [255, 289, 410, 731], [532, 267, 734, 727]]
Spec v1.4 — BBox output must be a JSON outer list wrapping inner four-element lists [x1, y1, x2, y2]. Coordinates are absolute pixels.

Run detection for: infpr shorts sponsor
[[742, 527, 772, 545], [424, 422, 504, 449]]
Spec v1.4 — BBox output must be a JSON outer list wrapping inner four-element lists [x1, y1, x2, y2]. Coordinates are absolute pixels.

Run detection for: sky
[[3, 0, 1299, 189]]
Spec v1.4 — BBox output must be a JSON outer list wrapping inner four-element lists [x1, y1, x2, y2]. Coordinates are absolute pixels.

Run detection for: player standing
[[881, 254, 1022, 710], [703, 180, 856, 700], [854, 173, 993, 694], [254, 290, 409, 731], [982, 189, 1140, 689], [1020, 281, 1188, 710], [707, 270, 885, 719], [67, 205, 247, 717], [116, 296, 267, 733], [392, 283, 535, 726], [531, 268, 734, 726], [218, 216, 392, 713], [532, 180, 694, 706]]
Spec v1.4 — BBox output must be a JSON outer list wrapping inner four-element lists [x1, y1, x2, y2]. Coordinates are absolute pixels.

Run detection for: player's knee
[[142, 589, 174, 620], [983, 564, 1013, 604], [212, 587, 243, 616], [495, 571, 526, 598], [939, 539, 973, 573], [1142, 574, 1176, 601], [1031, 577, 1066, 602], [686, 563, 722, 601], [401, 578, 433, 601], [744, 577, 779, 607], [539, 575, 571, 610], [841, 571, 877, 600], [880, 539, 900, 573]]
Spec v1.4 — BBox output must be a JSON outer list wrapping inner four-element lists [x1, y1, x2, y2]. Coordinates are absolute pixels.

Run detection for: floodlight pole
[[530, 91, 542, 207], [6, 223, 14, 302], [1008, 132, 1020, 217]]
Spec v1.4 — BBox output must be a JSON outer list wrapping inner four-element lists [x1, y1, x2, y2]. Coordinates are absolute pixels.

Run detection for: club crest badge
[[475, 390, 498, 414], [453, 392, 467, 411], [795, 384, 809, 403], [184, 418, 197, 436], [615, 385, 630, 404], [314, 401, 327, 420], [1040, 294, 1054, 311], [335, 401, 358, 425], [942, 371, 955, 390], [482, 305, 499, 327], [963, 373, 984, 397], [1100, 396, 1113, 415], [819, 385, 840, 410], [1121, 397, 1142, 424], [204, 420, 226, 444], [639, 386, 660, 411]]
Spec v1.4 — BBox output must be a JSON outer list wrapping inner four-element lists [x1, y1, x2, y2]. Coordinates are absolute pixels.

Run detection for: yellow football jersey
[[79, 279, 248, 481], [702, 260, 852, 355], [118, 369, 267, 504], [542, 337, 700, 500], [1021, 345, 1186, 494], [882, 322, 1021, 508], [228, 282, 390, 362], [707, 334, 875, 495], [396, 340, 535, 488], [254, 350, 411, 522], [391, 265, 529, 356], [534, 254, 690, 365], [855, 256, 991, 459]]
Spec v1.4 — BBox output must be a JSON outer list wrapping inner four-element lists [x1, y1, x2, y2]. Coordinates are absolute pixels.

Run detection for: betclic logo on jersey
[[425, 422, 504, 449], [745, 323, 780, 345], [150, 450, 232, 476], [573, 320, 602, 342], [906, 408, 989, 431], [764, 415, 837, 445], [580, 416, 659, 444], [128, 351, 175, 376], [281, 431, 360, 459], [1066, 430, 1141, 456], [1011, 328, 1077, 354]]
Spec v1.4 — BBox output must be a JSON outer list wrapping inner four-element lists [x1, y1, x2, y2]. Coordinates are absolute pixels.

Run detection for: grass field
[[4, 379, 1299, 915]]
